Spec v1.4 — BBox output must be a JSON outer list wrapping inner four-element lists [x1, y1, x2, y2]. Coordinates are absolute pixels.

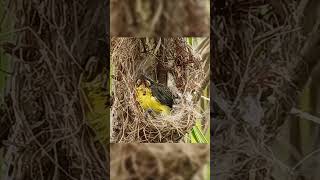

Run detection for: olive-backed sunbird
[[135, 75, 174, 115]]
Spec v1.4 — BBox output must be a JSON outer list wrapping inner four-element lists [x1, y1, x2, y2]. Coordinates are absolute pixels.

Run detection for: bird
[[135, 75, 174, 116]]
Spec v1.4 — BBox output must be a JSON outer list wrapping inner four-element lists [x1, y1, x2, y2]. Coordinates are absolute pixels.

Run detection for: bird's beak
[[145, 80, 151, 87]]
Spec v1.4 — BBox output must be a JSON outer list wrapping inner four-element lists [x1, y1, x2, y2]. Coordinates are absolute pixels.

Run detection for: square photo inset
[[110, 37, 210, 143]]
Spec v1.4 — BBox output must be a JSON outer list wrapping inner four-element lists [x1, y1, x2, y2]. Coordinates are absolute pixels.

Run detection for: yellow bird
[[135, 76, 173, 115]]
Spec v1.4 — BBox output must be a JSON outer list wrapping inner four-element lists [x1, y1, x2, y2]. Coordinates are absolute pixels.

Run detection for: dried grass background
[[212, 0, 320, 179], [111, 143, 209, 180], [111, 37, 208, 143], [0, 0, 109, 179], [110, 0, 210, 36]]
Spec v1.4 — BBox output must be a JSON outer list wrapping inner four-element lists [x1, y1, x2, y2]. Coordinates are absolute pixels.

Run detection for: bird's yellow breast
[[136, 85, 171, 115]]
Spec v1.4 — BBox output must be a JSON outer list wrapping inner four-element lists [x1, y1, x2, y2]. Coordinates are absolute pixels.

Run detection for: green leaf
[[190, 121, 208, 143], [187, 37, 193, 46]]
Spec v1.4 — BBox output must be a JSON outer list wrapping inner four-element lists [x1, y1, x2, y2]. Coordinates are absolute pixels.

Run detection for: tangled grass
[[111, 37, 207, 143]]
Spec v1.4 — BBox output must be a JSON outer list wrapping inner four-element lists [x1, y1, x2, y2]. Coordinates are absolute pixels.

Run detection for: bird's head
[[135, 76, 152, 96], [136, 75, 154, 88]]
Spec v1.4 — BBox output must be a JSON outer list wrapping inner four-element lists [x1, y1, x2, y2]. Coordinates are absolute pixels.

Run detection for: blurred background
[[0, 1, 109, 179], [110, 0, 210, 37], [110, 143, 210, 180], [212, 0, 320, 179]]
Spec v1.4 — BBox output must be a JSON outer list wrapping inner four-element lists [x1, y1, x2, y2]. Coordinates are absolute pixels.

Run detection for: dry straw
[[111, 143, 209, 180], [111, 38, 207, 143]]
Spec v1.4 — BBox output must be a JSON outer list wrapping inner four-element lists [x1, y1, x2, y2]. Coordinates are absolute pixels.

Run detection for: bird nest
[[111, 37, 206, 143], [110, 143, 209, 180]]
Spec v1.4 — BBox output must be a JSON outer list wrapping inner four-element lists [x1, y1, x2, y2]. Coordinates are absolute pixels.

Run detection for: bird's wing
[[151, 84, 174, 108]]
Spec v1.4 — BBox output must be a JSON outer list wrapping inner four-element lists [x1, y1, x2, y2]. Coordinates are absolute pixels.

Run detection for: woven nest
[[111, 38, 206, 143], [110, 144, 209, 180]]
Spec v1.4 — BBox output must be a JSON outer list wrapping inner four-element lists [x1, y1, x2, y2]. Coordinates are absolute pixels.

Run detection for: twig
[[193, 70, 209, 103], [290, 107, 320, 124]]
